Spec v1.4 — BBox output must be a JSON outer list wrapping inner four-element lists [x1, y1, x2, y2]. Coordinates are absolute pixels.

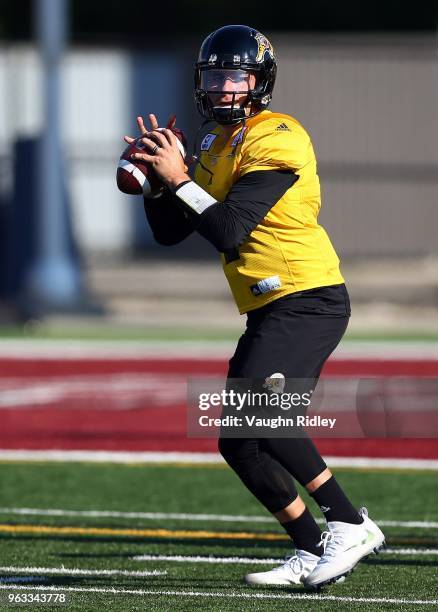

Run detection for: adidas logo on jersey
[[275, 122, 291, 132]]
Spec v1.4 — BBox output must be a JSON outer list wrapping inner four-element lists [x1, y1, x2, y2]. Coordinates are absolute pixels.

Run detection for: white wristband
[[175, 181, 217, 214]]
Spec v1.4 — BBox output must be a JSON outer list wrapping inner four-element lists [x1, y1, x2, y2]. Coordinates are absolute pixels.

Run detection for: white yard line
[[379, 520, 438, 529], [132, 550, 438, 563], [1, 507, 437, 529], [0, 450, 225, 464], [0, 449, 437, 469], [0, 450, 226, 464], [383, 548, 438, 555], [0, 584, 435, 606], [0, 566, 165, 578], [320, 456, 438, 470]]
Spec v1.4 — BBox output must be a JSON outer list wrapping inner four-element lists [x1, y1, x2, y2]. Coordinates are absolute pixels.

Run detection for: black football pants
[[218, 284, 350, 513]]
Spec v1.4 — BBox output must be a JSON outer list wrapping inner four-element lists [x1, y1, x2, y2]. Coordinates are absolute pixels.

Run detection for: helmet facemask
[[195, 66, 271, 125]]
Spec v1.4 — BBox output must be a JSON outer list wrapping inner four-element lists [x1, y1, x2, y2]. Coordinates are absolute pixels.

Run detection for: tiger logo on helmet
[[254, 32, 275, 63]]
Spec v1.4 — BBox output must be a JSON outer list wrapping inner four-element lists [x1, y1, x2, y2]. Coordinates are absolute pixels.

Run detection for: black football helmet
[[194, 25, 277, 125]]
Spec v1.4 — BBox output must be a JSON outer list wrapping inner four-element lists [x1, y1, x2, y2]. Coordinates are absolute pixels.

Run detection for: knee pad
[[218, 437, 297, 513]]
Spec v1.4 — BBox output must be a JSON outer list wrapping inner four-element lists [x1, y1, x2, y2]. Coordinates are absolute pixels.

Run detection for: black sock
[[311, 476, 363, 524], [281, 507, 323, 557]]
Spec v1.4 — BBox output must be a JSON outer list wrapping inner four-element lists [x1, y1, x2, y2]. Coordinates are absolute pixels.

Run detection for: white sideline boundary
[[0, 566, 166, 578], [1, 338, 438, 359], [1, 507, 437, 530], [0, 449, 437, 470], [0, 339, 234, 359], [0, 584, 436, 606]]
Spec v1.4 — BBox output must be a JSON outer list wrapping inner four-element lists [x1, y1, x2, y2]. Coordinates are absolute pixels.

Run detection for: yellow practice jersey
[[194, 110, 344, 314]]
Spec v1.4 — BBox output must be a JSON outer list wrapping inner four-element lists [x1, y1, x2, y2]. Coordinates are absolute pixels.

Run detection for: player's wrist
[[167, 173, 191, 192], [174, 181, 217, 214]]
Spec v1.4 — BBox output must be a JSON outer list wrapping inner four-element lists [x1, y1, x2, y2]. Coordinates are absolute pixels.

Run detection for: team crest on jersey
[[231, 126, 247, 148], [254, 32, 274, 63], [200, 133, 217, 151], [250, 275, 282, 296]]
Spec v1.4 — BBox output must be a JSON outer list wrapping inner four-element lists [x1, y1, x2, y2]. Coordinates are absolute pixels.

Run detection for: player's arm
[[171, 122, 304, 251], [143, 191, 194, 246], [173, 169, 297, 251], [132, 123, 300, 251], [126, 115, 194, 246]]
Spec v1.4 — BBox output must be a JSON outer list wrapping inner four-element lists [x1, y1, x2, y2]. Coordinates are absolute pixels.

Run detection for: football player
[[125, 24, 385, 588]]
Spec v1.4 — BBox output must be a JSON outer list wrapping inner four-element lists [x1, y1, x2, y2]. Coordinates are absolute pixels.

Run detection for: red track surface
[[0, 357, 437, 459], [2, 357, 438, 377]]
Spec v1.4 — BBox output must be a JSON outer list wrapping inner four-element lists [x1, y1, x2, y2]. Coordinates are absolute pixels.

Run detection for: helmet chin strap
[[212, 106, 246, 124], [209, 91, 252, 125]]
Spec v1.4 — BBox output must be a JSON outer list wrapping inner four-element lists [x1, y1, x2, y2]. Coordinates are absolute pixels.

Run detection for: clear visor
[[200, 69, 254, 91]]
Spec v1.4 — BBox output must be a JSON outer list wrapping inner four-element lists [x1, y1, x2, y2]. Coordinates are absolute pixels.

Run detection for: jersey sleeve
[[238, 118, 311, 178]]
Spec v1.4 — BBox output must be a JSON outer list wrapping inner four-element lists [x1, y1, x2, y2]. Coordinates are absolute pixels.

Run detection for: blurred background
[[0, 0, 437, 339]]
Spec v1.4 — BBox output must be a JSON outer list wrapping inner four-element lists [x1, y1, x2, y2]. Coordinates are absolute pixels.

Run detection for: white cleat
[[245, 549, 320, 586], [304, 507, 386, 589]]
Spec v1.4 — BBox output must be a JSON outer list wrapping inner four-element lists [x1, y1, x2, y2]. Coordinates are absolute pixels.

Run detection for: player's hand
[[123, 114, 189, 190], [123, 113, 176, 144]]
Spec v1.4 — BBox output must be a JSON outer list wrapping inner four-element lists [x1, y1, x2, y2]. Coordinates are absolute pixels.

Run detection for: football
[[116, 126, 187, 198]]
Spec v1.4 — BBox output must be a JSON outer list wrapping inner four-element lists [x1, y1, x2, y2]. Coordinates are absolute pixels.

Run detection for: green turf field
[[0, 462, 436, 611]]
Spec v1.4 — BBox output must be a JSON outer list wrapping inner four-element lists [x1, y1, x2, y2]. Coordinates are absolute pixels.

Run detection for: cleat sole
[[308, 570, 350, 590], [373, 539, 386, 555]]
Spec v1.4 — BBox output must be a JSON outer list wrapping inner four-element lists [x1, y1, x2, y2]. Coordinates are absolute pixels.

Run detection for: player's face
[[201, 69, 257, 110]]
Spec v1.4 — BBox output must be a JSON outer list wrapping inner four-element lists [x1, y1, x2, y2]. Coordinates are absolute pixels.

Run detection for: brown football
[[116, 126, 187, 197]]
